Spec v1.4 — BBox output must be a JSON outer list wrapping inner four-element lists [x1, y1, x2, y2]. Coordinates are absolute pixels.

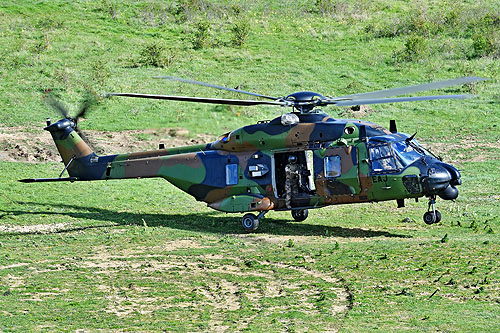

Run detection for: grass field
[[1, 0, 500, 331]]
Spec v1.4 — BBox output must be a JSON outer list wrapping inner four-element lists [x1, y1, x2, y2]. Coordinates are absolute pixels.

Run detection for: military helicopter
[[20, 76, 487, 231]]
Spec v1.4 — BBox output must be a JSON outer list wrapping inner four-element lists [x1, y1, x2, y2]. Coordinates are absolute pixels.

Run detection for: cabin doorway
[[273, 150, 316, 207]]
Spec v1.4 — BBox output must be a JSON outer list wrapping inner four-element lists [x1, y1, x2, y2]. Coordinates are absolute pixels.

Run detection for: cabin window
[[225, 164, 238, 185], [324, 156, 341, 178], [369, 144, 399, 172]]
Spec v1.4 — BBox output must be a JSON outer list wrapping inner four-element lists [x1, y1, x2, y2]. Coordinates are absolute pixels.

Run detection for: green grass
[[1, 0, 500, 330], [0, 159, 499, 331]]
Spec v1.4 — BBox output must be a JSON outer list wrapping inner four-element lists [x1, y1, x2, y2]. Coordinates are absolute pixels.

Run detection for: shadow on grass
[[0, 201, 411, 239]]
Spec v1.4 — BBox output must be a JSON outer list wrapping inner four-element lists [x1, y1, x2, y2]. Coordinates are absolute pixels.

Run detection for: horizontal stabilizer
[[18, 177, 79, 183]]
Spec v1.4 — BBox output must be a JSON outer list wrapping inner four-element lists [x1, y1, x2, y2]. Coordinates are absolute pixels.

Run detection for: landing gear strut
[[423, 196, 441, 225], [241, 211, 268, 232], [291, 209, 308, 222]]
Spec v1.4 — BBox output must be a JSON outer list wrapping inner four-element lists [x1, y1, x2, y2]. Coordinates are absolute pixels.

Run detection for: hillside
[[1, 0, 499, 137], [0, 0, 499, 331]]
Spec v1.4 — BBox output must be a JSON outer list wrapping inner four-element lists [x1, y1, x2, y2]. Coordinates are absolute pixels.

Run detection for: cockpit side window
[[369, 144, 400, 172], [392, 141, 423, 166]]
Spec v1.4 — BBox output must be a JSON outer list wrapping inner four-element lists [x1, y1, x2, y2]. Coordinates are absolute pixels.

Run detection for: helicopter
[[20, 76, 487, 232]]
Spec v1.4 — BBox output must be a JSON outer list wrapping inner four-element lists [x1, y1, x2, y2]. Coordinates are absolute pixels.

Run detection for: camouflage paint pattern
[[44, 111, 461, 213]]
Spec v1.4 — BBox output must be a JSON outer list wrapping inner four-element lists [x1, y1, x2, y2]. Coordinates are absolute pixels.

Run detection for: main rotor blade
[[154, 76, 279, 100], [334, 77, 487, 100], [327, 94, 471, 107], [106, 93, 289, 107]]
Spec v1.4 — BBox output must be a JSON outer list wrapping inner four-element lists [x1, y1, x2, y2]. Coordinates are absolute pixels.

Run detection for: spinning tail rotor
[[45, 92, 99, 151]]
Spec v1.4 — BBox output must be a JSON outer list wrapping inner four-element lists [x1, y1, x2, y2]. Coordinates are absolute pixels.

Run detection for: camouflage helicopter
[[20, 76, 487, 232]]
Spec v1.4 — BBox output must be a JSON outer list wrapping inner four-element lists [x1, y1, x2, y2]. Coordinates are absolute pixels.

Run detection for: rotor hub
[[285, 91, 325, 113]]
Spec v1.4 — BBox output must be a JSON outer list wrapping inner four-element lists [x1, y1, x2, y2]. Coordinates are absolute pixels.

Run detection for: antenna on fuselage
[[389, 120, 397, 133]]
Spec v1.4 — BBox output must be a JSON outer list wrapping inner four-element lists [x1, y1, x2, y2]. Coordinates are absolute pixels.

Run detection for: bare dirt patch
[[0, 263, 29, 270], [1, 274, 25, 289], [2, 236, 349, 330], [0, 222, 68, 234], [65, 240, 350, 330], [0, 126, 215, 163]]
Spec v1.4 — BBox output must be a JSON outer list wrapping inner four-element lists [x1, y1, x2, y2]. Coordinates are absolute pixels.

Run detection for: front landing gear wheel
[[291, 209, 308, 222], [242, 213, 259, 232], [435, 210, 442, 223], [423, 210, 441, 225]]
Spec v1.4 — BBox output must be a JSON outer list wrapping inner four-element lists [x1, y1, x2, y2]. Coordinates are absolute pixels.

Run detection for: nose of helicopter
[[421, 162, 461, 200]]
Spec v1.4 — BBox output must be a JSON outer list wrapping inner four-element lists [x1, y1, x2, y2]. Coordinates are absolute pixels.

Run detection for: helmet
[[288, 155, 297, 163]]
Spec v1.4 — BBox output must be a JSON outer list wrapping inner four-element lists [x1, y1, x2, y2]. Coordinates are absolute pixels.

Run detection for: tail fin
[[45, 118, 93, 167]]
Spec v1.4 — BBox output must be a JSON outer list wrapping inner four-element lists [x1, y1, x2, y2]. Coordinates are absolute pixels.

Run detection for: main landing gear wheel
[[423, 210, 441, 225], [241, 213, 259, 232], [291, 209, 308, 222]]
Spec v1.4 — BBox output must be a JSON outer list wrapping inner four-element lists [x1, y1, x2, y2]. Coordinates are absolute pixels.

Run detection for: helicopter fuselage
[[42, 112, 461, 216]]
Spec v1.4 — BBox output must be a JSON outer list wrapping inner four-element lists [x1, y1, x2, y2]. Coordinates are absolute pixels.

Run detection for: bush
[[191, 20, 211, 49], [368, 7, 438, 39], [470, 31, 500, 59], [365, 4, 470, 39], [230, 19, 250, 47], [137, 42, 176, 68], [392, 35, 429, 63], [477, 12, 500, 29]]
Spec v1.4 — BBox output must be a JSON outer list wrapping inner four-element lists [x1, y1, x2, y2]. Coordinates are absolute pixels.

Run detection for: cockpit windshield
[[369, 139, 431, 172], [392, 140, 426, 166]]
